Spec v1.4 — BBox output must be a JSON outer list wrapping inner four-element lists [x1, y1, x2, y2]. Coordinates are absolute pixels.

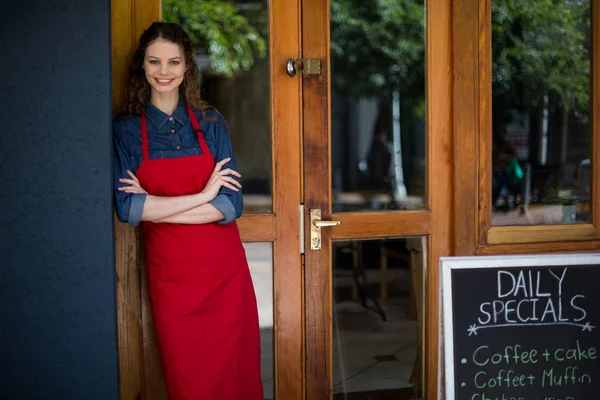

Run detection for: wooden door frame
[[425, 1, 453, 398], [112, 1, 304, 399], [301, 0, 453, 398]]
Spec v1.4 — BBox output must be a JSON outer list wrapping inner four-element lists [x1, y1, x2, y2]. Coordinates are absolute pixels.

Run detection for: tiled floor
[[244, 242, 419, 400], [332, 298, 417, 395]]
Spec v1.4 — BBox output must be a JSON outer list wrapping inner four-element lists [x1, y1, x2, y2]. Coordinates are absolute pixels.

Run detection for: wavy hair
[[120, 22, 210, 116]]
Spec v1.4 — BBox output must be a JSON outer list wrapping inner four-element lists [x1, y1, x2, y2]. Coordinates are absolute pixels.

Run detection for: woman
[[113, 22, 263, 399]]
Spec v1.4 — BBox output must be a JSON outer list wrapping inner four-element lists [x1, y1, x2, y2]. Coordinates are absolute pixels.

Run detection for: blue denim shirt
[[113, 102, 243, 226]]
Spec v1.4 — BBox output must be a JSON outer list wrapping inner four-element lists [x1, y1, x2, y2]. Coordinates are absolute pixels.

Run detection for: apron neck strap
[[185, 104, 210, 155], [140, 113, 150, 160], [186, 104, 201, 132]]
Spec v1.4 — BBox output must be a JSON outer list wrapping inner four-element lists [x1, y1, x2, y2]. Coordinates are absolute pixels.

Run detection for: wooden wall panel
[[113, 216, 144, 400]]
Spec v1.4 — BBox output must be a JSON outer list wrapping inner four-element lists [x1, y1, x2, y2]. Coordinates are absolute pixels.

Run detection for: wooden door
[[112, 1, 304, 399], [301, 0, 452, 399]]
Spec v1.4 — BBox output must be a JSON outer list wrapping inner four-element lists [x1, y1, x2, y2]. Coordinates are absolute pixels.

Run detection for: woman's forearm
[[154, 203, 225, 224], [141, 193, 211, 222]]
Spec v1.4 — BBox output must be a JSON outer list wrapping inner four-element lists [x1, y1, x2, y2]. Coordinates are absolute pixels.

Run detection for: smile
[[155, 78, 174, 86]]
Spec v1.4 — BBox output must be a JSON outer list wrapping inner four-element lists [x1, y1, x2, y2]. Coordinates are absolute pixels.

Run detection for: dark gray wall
[[0, 1, 118, 399]]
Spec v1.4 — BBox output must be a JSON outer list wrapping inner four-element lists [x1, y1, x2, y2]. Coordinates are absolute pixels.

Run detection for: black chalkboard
[[441, 255, 600, 400]]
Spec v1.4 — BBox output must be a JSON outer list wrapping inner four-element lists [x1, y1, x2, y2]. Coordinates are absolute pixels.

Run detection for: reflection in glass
[[491, 0, 591, 226], [163, 0, 272, 213], [331, 1, 426, 213], [332, 238, 424, 398], [243, 242, 274, 399]]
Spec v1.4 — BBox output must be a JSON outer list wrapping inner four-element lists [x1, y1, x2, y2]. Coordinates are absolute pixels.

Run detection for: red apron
[[136, 105, 263, 400]]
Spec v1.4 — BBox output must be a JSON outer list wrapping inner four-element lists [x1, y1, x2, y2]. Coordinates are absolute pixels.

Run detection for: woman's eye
[[170, 61, 180, 65], [149, 60, 159, 65]]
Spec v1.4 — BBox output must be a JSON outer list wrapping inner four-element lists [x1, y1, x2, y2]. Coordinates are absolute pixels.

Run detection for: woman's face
[[143, 38, 186, 95]]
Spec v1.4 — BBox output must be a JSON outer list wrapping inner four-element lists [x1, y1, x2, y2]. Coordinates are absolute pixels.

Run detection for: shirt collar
[[144, 99, 189, 129]]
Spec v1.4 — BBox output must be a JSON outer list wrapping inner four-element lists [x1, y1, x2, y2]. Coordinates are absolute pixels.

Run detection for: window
[[490, 0, 592, 227]]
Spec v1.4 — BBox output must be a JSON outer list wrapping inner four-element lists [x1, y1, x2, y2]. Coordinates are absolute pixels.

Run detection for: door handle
[[314, 220, 341, 228], [310, 209, 341, 250]]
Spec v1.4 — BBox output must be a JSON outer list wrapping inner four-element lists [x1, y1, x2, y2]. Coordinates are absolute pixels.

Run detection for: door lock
[[310, 209, 341, 250], [286, 58, 322, 77]]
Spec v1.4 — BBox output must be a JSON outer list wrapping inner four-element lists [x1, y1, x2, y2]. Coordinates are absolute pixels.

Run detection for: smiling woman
[[144, 40, 186, 93], [112, 22, 264, 400]]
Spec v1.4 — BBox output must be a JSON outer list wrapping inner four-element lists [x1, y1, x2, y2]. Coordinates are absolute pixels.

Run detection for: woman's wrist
[[195, 192, 211, 205]]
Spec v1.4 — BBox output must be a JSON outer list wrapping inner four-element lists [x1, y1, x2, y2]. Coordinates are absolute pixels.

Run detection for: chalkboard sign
[[441, 254, 600, 400]]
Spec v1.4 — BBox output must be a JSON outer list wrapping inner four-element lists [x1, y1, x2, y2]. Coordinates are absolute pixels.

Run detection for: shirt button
[[171, 129, 176, 134], [168, 117, 173, 121], [176, 146, 181, 150]]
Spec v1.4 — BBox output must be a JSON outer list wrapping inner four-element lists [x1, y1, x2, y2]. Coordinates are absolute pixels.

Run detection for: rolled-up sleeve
[[209, 194, 237, 224], [209, 120, 243, 224], [113, 120, 146, 226]]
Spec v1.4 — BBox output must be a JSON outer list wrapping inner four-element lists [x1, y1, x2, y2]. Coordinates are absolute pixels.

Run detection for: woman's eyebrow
[[146, 56, 182, 60]]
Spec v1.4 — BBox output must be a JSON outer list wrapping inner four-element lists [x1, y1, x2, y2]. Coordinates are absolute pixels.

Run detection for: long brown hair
[[120, 22, 210, 116]]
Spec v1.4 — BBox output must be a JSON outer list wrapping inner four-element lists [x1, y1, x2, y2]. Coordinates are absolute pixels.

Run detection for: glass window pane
[[244, 242, 274, 399], [332, 237, 425, 398], [491, 0, 591, 226], [163, 0, 272, 214], [330, 1, 426, 213]]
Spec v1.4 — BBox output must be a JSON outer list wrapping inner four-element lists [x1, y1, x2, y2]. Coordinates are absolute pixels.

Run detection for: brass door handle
[[313, 220, 341, 228], [310, 209, 341, 250]]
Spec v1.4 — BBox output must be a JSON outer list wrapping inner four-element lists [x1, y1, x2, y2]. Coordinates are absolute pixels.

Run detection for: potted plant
[[543, 177, 577, 224]]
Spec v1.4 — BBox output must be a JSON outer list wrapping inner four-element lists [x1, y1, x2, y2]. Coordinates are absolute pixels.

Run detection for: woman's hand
[[118, 170, 147, 194], [201, 157, 242, 202]]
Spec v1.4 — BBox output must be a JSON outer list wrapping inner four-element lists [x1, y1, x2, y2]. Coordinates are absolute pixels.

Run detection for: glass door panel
[[331, 1, 426, 213], [244, 242, 275, 399], [332, 237, 425, 398]]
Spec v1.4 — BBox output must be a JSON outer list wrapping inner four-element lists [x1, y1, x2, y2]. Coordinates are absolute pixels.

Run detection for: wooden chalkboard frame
[[439, 253, 600, 400]]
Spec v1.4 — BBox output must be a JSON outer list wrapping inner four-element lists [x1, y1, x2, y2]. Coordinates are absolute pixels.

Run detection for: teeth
[[157, 79, 172, 83]]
